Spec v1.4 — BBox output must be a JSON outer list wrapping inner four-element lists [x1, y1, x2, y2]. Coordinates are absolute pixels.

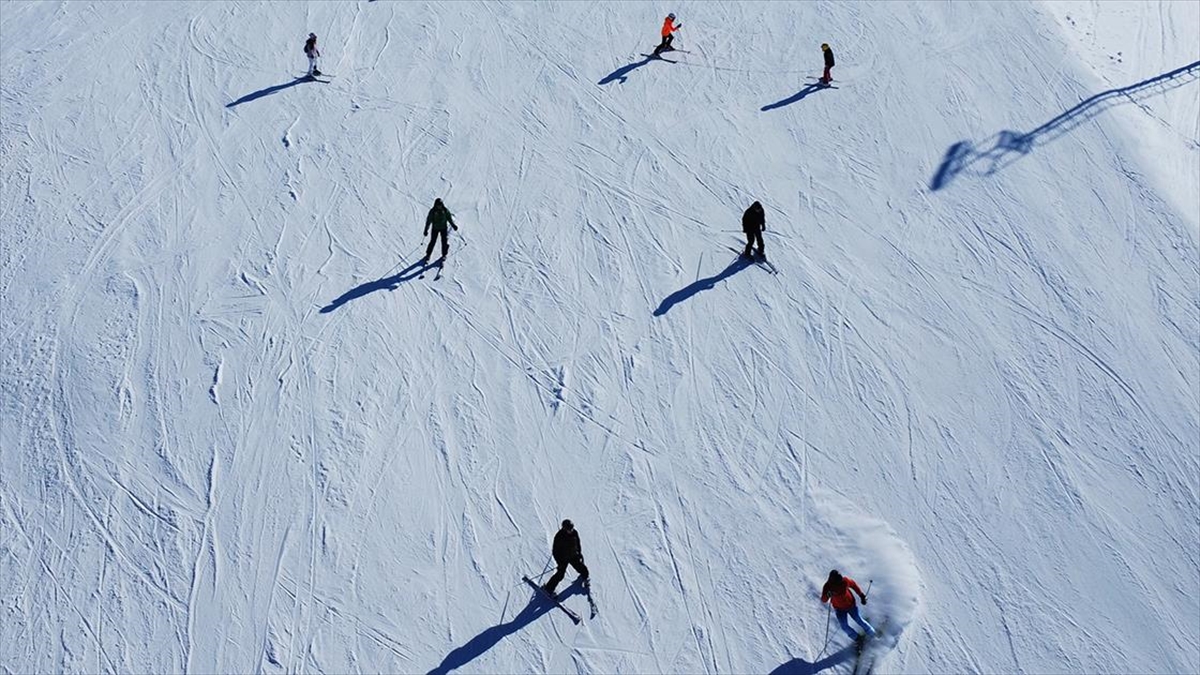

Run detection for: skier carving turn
[[821, 569, 876, 641]]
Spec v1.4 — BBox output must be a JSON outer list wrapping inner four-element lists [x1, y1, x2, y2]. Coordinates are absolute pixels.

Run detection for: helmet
[[309, 33, 316, 39], [668, 13, 675, 20], [821, 43, 830, 51], [561, 519, 574, 530]]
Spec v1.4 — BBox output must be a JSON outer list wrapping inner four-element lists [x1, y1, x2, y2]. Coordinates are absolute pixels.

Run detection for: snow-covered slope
[[2, 1, 1197, 673]]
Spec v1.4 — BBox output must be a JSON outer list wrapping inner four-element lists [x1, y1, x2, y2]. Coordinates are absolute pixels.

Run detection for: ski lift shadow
[[427, 584, 585, 675], [929, 60, 1200, 191]]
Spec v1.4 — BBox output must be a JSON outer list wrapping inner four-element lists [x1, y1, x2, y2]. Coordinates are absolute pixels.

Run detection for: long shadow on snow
[[929, 60, 1200, 190], [598, 56, 655, 85], [653, 256, 752, 317], [761, 83, 828, 111], [226, 77, 314, 108], [769, 643, 857, 675], [427, 584, 585, 675], [319, 261, 427, 313]]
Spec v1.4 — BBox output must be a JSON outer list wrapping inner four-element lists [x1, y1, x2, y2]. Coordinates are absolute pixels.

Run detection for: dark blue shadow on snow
[[598, 56, 655, 85], [929, 60, 1200, 190], [769, 643, 857, 675], [653, 255, 752, 317], [427, 584, 584, 675], [226, 77, 312, 108], [761, 83, 829, 111], [319, 261, 428, 313]]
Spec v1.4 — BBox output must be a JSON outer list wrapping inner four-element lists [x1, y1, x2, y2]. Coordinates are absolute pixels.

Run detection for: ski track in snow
[[1, 1, 1198, 674]]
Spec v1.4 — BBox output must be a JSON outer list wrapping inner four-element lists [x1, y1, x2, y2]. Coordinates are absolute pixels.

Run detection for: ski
[[522, 576, 582, 624], [641, 53, 678, 63], [433, 256, 446, 281], [851, 618, 890, 675], [584, 581, 598, 619]]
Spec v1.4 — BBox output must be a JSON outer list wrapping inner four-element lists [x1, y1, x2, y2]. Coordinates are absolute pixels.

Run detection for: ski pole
[[531, 554, 553, 580], [816, 602, 832, 659], [382, 243, 421, 278], [864, 579, 873, 600]]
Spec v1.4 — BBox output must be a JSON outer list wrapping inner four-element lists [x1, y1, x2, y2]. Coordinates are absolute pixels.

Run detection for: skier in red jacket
[[653, 13, 681, 55], [821, 569, 876, 639]]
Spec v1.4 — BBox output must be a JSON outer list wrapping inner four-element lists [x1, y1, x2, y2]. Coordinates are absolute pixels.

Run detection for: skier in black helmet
[[422, 197, 458, 263], [543, 519, 589, 595], [653, 13, 681, 55], [742, 200, 766, 258], [304, 33, 322, 77]]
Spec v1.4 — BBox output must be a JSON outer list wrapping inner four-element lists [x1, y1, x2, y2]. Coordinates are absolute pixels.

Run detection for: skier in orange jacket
[[820, 569, 877, 639], [653, 13, 681, 55]]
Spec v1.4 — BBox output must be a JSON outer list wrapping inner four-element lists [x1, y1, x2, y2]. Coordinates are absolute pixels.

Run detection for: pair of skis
[[418, 255, 447, 281], [522, 576, 597, 624], [851, 618, 891, 675], [726, 246, 779, 275], [642, 48, 691, 63]]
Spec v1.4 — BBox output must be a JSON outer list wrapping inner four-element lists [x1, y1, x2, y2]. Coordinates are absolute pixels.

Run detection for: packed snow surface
[[2, 1, 1197, 673]]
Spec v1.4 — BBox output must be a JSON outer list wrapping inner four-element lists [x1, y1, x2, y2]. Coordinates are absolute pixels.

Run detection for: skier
[[422, 198, 458, 263], [742, 200, 766, 259], [653, 13, 681, 55], [543, 519, 589, 595], [821, 569, 876, 640], [819, 43, 835, 85], [304, 33, 322, 77]]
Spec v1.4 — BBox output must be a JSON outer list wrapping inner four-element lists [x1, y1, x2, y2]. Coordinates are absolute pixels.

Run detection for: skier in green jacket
[[423, 198, 458, 263]]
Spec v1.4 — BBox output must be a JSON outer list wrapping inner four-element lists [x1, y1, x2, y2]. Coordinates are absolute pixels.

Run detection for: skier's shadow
[[761, 83, 829, 111], [427, 584, 584, 675], [319, 261, 428, 313], [769, 643, 857, 675], [226, 77, 312, 108], [653, 256, 752, 316], [598, 56, 655, 85]]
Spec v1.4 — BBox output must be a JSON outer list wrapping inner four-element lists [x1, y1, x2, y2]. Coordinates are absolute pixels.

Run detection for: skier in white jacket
[[304, 33, 322, 77]]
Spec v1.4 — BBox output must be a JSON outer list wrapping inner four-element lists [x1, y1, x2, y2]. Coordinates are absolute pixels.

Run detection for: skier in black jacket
[[422, 198, 458, 263], [543, 519, 589, 594], [820, 43, 835, 85], [742, 200, 766, 258]]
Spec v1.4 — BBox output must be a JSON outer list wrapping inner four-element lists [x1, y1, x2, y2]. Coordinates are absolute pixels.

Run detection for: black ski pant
[[654, 34, 674, 54], [425, 228, 450, 260], [544, 555, 588, 593], [744, 228, 764, 257]]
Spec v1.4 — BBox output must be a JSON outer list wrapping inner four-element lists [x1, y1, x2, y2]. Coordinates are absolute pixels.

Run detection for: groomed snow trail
[[2, 1, 1197, 674]]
